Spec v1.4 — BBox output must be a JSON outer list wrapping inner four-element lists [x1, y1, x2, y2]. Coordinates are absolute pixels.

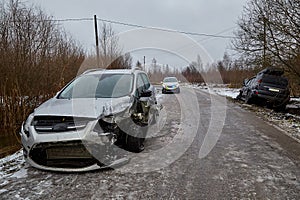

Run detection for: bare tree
[[0, 0, 84, 140], [81, 22, 132, 70], [233, 0, 300, 79], [99, 23, 121, 68]]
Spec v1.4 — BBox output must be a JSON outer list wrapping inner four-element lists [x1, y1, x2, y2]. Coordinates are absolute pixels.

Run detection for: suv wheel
[[236, 91, 242, 100], [245, 91, 253, 104]]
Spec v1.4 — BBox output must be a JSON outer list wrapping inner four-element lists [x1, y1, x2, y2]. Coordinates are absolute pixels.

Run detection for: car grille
[[33, 116, 92, 133], [29, 141, 102, 168]]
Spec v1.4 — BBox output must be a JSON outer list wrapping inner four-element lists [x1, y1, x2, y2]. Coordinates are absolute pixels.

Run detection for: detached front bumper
[[20, 120, 128, 172]]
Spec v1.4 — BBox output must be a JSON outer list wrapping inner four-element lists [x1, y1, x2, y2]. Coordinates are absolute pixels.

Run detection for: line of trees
[[0, 0, 133, 151], [181, 53, 255, 87], [0, 0, 85, 95], [232, 0, 300, 94], [0, 0, 84, 146]]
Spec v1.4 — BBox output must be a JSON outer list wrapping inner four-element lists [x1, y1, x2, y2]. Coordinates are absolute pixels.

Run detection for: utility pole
[[94, 15, 100, 68]]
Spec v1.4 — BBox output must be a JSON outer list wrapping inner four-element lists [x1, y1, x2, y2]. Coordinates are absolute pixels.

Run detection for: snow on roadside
[[0, 149, 25, 179], [207, 87, 240, 99], [183, 83, 240, 99], [291, 97, 300, 102]]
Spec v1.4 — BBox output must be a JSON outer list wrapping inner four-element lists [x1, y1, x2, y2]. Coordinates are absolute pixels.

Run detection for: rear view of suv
[[237, 68, 290, 110]]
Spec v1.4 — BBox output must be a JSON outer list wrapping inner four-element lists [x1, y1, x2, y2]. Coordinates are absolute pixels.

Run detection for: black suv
[[237, 68, 290, 110]]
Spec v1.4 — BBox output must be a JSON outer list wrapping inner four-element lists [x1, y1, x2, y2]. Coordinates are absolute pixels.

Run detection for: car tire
[[236, 91, 242, 100], [245, 91, 253, 104], [126, 135, 145, 153]]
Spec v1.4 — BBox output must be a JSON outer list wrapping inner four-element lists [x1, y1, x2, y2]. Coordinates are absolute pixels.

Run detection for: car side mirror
[[140, 89, 152, 97]]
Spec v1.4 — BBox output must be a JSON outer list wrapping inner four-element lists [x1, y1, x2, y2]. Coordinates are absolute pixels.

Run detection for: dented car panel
[[20, 69, 159, 172]]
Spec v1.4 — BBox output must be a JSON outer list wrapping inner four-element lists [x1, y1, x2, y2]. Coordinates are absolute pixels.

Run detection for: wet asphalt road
[[1, 87, 300, 199]]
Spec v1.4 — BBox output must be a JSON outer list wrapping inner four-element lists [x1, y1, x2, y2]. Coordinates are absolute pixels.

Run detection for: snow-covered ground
[[206, 87, 240, 99], [183, 83, 240, 99], [0, 149, 25, 179]]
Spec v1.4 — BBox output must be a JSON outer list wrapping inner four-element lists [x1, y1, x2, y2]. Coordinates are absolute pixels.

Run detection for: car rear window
[[261, 75, 288, 87]]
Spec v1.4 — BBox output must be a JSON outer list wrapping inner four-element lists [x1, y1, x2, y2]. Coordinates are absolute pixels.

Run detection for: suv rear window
[[261, 74, 288, 87]]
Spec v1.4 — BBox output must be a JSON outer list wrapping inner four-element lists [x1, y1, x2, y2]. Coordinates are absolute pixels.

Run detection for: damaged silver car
[[20, 69, 160, 172]]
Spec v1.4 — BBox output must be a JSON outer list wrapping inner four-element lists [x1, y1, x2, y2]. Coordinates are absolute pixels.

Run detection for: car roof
[[82, 68, 145, 75]]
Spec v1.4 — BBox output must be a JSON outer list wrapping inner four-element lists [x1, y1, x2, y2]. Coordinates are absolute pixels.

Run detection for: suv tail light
[[257, 79, 262, 83]]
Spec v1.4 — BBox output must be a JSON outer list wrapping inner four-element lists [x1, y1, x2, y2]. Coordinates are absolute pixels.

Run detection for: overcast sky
[[28, 0, 248, 67]]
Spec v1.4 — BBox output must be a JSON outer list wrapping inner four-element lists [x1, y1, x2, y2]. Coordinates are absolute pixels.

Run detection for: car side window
[[246, 78, 254, 86], [141, 73, 150, 89], [137, 74, 145, 89], [136, 74, 146, 97]]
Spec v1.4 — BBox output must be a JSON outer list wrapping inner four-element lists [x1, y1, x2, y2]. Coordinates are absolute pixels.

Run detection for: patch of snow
[[183, 83, 239, 99], [256, 176, 264, 183], [290, 97, 300, 102], [0, 180, 9, 187], [10, 167, 28, 179], [210, 88, 240, 99], [0, 149, 25, 179], [0, 189, 8, 194], [0, 149, 23, 165], [156, 93, 163, 101]]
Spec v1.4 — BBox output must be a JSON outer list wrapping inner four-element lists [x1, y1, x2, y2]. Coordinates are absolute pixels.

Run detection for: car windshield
[[58, 74, 134, 99], [163, 77, 178, 83]]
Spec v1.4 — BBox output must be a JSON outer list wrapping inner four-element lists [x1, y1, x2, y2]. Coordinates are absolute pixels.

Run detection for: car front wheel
[[126, 135, 145, 153]]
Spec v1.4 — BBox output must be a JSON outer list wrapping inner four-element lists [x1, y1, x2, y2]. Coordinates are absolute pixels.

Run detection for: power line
[[52, 18, 93, 22], [51, 17, 237, 39], [95, 17, 237, 39]]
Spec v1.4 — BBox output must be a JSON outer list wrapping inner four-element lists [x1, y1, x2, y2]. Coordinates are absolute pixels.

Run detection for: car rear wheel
[[236, 91, 242, 100], [245, 91, 253, 104]]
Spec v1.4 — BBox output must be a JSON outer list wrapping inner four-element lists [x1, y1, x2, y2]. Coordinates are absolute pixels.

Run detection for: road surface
[[1, 87, 299, 199]]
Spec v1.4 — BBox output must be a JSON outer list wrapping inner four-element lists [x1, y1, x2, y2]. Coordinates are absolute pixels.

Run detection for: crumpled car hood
[[34, 96, 133, 118]]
